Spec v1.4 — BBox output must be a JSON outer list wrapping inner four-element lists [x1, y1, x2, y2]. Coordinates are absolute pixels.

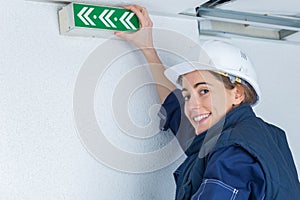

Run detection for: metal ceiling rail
[[196, 7, 300, 31], [198, 20, 284, 40]]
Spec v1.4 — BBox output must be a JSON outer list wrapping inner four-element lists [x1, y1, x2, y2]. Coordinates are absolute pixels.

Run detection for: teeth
[[193, 114, 209, 122]]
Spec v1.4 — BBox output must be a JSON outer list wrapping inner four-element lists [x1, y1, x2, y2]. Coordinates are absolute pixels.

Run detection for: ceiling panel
[[30, 0, 300, 17], [31, 0, 208, 14], [219, 0, 300, 16], [31, 0, 300, 42]]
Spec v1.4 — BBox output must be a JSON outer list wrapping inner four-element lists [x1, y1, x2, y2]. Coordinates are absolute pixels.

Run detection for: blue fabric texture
[[159, 91, 300, 200], [159, 89, 194, 151], [191, 179, 239, 200], [158, 89, 183, 133], [191, 146, 265, 200]]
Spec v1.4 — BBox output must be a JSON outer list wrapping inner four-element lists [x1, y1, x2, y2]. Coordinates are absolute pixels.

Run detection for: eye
[[199, 89, 209, 95], [183, 95, 190, 101]]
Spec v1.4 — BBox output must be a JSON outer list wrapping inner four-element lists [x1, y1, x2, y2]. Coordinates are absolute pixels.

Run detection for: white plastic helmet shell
[[164, 40, 261, 105]]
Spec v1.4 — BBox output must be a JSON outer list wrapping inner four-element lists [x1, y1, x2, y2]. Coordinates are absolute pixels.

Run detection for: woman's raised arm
[[114, 5, 176, 103]]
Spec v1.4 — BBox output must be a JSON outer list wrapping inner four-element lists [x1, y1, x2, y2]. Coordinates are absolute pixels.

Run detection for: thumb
[[114, 31, 131, 40]]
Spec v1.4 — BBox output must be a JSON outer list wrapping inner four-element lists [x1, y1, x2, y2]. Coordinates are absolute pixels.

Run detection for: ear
[[231, 84, 245, 106]]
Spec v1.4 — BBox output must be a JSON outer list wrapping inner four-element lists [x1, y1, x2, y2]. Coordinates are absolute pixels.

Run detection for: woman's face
[[181, 70, 238, 135]]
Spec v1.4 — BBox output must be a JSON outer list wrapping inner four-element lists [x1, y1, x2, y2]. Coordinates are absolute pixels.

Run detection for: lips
[[192, 113, 210, 123]]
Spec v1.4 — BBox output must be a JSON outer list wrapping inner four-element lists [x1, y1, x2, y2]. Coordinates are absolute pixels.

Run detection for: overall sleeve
[[158, 89, 195, 151], [158, 89, 183, 134], [191, 146, 266, 200]]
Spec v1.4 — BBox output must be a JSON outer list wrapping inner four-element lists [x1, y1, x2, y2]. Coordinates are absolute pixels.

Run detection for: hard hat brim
[[164, 61, 261, 106], [164, 61, 217, 88]]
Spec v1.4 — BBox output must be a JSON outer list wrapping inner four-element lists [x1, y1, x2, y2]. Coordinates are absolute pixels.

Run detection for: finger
[[138, 6, 153, 27], [125, 5, 144, 12], [114, 31, 133, 41], [123, 5, 148, 28], [140, 7, 153, 27], [114, 31, 125, 38]]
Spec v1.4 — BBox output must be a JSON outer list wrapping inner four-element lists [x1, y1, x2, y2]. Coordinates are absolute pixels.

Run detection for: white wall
[[0, 1, 197, 199], [1, 1, 299, 200]]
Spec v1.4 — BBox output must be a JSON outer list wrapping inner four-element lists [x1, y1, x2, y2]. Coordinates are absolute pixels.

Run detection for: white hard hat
[[164, 40, 261, 105]]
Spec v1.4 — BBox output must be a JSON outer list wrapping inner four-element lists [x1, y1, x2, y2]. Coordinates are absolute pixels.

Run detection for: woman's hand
[[114, 5, 153, 51]]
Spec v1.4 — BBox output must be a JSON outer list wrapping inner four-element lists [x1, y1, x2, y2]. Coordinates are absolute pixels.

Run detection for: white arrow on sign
[[77, 7, 96, 26], [126, 13, 137, 30], [99, 9, 116, 28], [119, 12, 130, 29], [99, 9, 110, 27], [105, 10, 116, 28], [120, 12, 137, 30]]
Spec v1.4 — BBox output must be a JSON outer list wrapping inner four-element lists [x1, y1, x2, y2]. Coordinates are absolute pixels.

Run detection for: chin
[[195, 127, 208, 135]]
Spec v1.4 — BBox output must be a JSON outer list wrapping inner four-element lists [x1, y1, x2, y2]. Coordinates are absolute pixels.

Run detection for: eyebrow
[[182, 82, 209, 92]]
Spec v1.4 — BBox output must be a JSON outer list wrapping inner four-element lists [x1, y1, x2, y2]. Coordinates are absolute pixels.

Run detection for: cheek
[[210, 92, 227, 113], [211, 91, 233, 115]]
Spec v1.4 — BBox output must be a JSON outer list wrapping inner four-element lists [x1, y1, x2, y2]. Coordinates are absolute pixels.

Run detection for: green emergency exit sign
[[59, 3, 140, 38]]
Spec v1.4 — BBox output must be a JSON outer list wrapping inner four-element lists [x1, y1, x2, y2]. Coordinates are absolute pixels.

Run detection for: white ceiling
[[33, 0, 208, 14], [34, 0, 300, 16], [32, 0, 300, 42], [220, 0, 300, 16]]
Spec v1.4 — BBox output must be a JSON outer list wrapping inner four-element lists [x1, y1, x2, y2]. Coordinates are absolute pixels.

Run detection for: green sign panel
[[73, 3, 140, 32]]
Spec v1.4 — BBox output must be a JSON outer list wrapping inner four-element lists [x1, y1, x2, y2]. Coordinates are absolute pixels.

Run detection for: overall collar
[[185, 103, 255, 156]]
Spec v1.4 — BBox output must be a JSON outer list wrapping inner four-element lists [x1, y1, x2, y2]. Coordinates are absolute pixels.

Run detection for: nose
[[186, 92, 201, 110]]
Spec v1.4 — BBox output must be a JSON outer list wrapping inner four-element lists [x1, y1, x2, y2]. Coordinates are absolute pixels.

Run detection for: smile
[[193, 113, 210, 122]]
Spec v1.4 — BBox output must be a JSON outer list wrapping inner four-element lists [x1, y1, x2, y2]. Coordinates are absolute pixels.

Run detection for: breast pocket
[[191, 179, 239, 200]]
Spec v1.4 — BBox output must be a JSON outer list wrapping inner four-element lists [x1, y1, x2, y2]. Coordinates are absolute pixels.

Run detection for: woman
[[115, 5, 300, 200]]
